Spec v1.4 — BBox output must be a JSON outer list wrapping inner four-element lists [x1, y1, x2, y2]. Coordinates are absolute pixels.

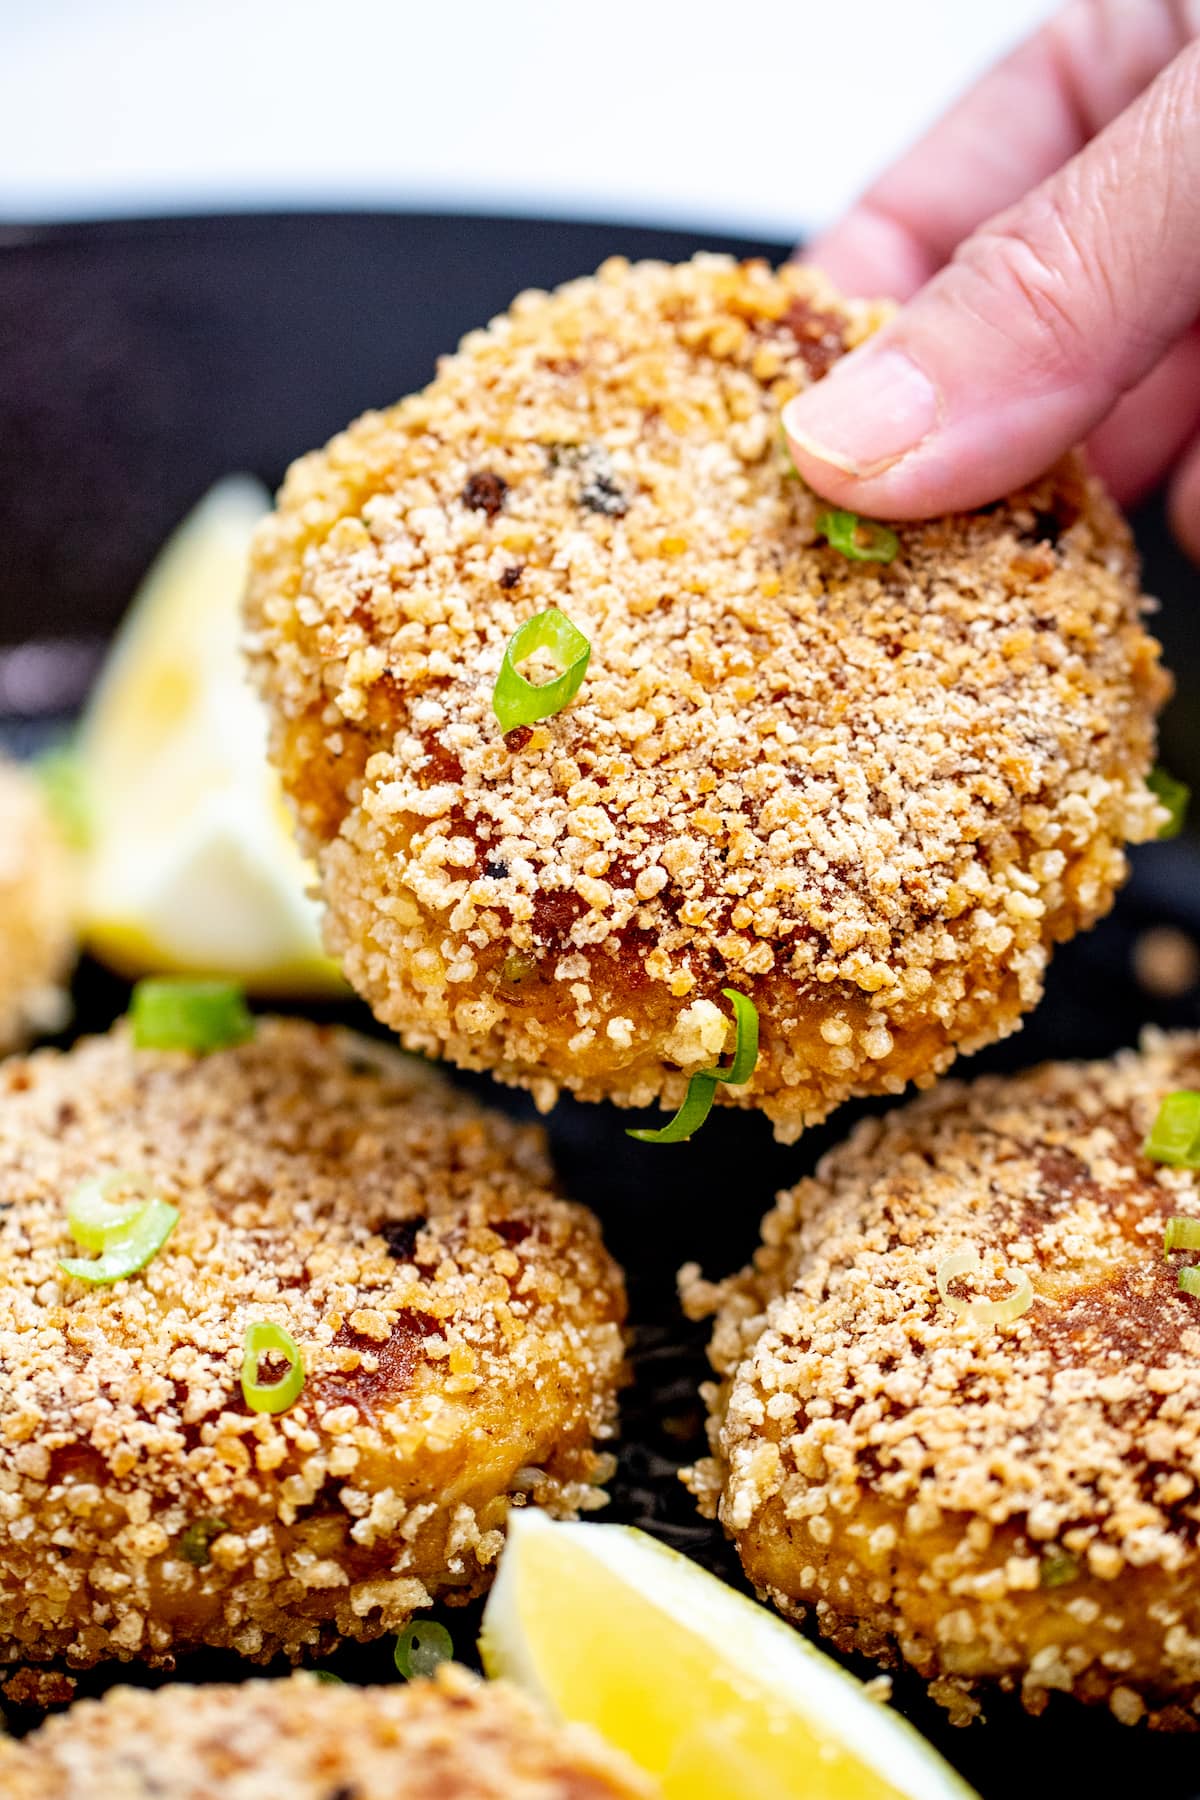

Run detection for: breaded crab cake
[[683, 1032, 1200, 1727], [0, 756, 73, 1053], [0, 1666, 655, 1798], [0, 1017, 626, 1675], [246, 255, 1167, 1142]]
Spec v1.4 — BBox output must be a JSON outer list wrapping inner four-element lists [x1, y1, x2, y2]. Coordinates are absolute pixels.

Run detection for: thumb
[[784, 39, 1200, 518]]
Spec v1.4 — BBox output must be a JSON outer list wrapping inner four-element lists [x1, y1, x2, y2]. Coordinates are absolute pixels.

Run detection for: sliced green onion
[[1164, 1216, 1200, 1261], [500, 952, 536, 986], [241, 1320, 305, 1415], [492, 607, 590, 734], [130, 978, 255, 1053], [313, 1671, 344, 1683], [816, 507, 899, 564], [936, 1247, 1034, 1325], [394, 1620, 454, 1680], [59, 1196, 179, 1286], [1039, 1551, 1079, 1589], [628, 989, 759, 1145], [34, 744, 91, 849], [711, 989, 759, 1087], [60, 1168, 178, 1287], [66, 1170, 156, 1253], [1144, 1091, 1200, 1167], [1148, 766, 1189, 840], [1181, 1266, 1200, 1301], [627, 1073, 719, 1145], [179, 1518, 229, 1568]]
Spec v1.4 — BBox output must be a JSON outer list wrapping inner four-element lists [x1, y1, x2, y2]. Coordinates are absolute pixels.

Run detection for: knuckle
[[949, 194, 1108, 381]]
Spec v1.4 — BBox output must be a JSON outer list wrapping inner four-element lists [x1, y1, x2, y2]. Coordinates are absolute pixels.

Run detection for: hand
[[782, 0, 1200, 562]]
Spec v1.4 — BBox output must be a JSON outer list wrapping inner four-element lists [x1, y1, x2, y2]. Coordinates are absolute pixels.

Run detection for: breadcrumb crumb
[[0, 1665, 656, 1797], [684, 1032, 1200, 1724], [247, 255, 1166, 1140], [0, 1019, 626, 1674], [0, 757, 73, 1052]]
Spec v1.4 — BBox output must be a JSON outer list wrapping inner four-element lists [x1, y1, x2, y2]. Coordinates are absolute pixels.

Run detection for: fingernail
[[782, 346, 940, 478]]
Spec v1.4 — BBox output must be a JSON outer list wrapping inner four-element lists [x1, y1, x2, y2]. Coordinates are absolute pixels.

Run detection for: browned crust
[[0, 758, 74, 1052], [0, 1020, 626, 1672], [683, 1031, 1200, 1725], [0, 1665, 656, 1798], [246, 254, 1167, 1140]]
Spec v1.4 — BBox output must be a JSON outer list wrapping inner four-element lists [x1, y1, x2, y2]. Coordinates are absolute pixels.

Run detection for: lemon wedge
[[480, 1511, 976, 1800], [77, 477, 342, 995]]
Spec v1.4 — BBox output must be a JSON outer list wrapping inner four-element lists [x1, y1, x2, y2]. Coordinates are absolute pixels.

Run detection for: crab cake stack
[[0, 757, 74, 1054], [0, 1666, 655, 1798], [0, 1017, 626, 1675], [247, 254, 1167, 1142], [684, 1033, 1200, 1726]]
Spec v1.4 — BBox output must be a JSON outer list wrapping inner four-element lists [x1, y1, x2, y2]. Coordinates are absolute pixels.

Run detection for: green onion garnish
[[492, 607, 590, 735], [1181, 1267, 1200, 1301], [627, 1075, 717, 1146], [180, 1518, 229, 1567], [816, 507, 899, 563], [129, 978, 255, 1053], [500, 952, 535, 986], [34, 743, 91, 849], [59, 1189, 179, 1286], [313, 1671, 344, 1683], [394, 1620, 454, 1680], [66, 1170, 155, 1252], [935, 1247, 1033, 1325], [1039, 1551, 1079, 1589], [628, 989, 759, 1145], [1144, 1091, 1200, 1167], [241, 1320, 305, 1415], [713, 989, 760, 1087], [1164, 1216, 1200, 1261], [1148, 767, 1189, 840]]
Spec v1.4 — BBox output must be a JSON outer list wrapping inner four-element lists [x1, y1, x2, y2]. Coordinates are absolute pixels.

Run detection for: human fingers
[[783, 40, 1200, 517], [1168, 430, 1200, 563], [807, 0, 1198, 300], [1084, 324, 1200, 506]]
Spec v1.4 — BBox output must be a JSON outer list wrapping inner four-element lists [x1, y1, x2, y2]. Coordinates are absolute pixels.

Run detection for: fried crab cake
[[683, 1032, 1200, 1727], [246, 254, 1168, 1143], [0, 1666, 655, 1798], [0, 1017, 626, 1675], [0, 757, 74, 1053]]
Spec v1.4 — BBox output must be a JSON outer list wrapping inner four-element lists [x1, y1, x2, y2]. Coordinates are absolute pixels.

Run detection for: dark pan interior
[[2, 210, 1200, 1797]]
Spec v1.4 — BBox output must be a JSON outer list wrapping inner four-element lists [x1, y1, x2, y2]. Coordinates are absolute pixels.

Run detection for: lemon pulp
[[480, 1512, 975, 1800], [76, 477, 342, 995]]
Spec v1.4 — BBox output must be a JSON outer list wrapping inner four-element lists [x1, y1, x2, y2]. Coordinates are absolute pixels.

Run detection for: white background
[[2, 0, 1051, 238]]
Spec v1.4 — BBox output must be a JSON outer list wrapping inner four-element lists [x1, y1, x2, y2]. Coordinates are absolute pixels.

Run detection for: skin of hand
[[783, 0, 1200, 563]]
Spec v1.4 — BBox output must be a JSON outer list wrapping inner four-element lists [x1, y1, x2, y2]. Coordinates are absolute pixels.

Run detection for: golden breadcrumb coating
[[0, 1666, 655, 1798], [246, 254, 1167, 1141], [0, 1019, 626, 1676], [0, 757, 74, 1053], [683, 1032, 1200, 1727]]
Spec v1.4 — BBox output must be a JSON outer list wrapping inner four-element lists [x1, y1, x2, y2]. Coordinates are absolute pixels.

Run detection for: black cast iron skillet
[[1, 211, 1199, 1797]]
